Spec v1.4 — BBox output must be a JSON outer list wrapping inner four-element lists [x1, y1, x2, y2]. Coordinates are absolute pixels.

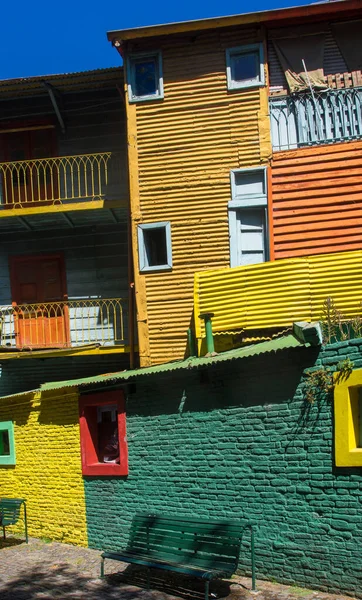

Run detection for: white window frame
[[226, 43, 265, 91], [228, 167, 269, 268], [127, 50, 164, 103], [138, 221, 172, 273]]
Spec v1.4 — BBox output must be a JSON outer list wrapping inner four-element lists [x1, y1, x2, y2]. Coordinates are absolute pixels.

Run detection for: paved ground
[[0, 537, 358, 600]]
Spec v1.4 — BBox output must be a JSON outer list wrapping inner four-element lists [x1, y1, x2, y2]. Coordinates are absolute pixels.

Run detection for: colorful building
[[0, 67, 135, 398], [1, 2, 362, 597], [107, 0, 362, 365]]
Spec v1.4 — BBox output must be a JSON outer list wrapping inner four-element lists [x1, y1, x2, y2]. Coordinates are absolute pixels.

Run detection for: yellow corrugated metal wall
[[126, 26, 271, 365], [194, 250, 362, 341]]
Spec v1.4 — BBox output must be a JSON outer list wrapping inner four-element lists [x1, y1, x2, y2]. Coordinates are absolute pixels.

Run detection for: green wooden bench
[[0, 498, 28, 544], [101, 513, 255, 599]]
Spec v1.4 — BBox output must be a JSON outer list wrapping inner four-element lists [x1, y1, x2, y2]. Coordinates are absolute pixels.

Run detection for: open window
[[79, 391, 128, 476], [226, 44, 265, 90], [127, 51, 164, 103], [138, 221, 172, 272], [0, 421, 16, 466]]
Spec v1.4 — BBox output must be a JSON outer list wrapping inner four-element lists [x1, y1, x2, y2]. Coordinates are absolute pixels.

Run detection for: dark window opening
[[97, 405, 119, 464], [134, 59, 157, 97], [144, 227, 168, 267], [0, 430, 10, 456], [232, 52, 258, 83]]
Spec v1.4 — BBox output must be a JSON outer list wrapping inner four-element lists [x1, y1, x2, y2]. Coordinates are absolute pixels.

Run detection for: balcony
[[0, 298, 127, 355], [270, 88, 362, 151], [0, 152, 117, 210]]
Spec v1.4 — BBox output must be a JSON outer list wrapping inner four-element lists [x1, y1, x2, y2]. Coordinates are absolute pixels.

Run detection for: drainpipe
[[199, 312, 215, 354], [187, 328, 197, 358]]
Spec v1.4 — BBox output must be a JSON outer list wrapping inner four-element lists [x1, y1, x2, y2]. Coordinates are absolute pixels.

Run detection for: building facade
[[0, 68, 135, 396]]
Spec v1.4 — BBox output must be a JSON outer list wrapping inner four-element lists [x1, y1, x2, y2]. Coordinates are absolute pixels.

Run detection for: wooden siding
[[272, 141, 362, 259], [126, 26, 272, 365], [194, 249, 362, 341]]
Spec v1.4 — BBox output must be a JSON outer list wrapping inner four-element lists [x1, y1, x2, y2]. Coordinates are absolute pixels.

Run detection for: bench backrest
[[128, 513, 244, 575], [0, 498, 25, 526]]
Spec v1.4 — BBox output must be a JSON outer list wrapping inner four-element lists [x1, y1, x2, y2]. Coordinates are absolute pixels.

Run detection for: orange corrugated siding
[[128, 26, 271, 365], [272, 141, 362, 259]]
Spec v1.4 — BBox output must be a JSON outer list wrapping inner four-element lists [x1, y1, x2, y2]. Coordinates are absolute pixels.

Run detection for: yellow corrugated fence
[[194, 250, 362, 340]]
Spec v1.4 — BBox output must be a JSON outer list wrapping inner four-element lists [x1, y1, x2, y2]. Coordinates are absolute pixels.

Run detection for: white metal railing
[[0, 298, 126, 350], [270, 88, 362, 151]]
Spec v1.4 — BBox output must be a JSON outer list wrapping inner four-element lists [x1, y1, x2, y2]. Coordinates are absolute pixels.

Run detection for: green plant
[[320, 297, 362, 344], [304, 358, 354, 404]]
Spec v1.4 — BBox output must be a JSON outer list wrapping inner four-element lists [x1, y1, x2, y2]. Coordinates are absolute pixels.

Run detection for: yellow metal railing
[[0, 152, 111, 207], [0, 298, 125, 349], [194, 250, 362, 341]]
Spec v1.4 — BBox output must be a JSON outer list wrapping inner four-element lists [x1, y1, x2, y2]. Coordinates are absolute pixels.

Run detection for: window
[[0, 421, 16, 466], [229, 167, 269, 267], [334, 368, 362, 467], [79, 391, 128, 476], [127, 51, 164, 102], [226, 44, 265, 90], [138, 222, 172, 273]]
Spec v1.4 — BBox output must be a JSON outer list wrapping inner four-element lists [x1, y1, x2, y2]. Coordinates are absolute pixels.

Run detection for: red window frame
[[79, 391, 128, 477]]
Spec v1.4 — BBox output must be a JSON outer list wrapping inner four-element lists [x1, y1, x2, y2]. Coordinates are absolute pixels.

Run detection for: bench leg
[[146, 567, 151, 590], [250, 525, 256, 591], [100, 557, 105, 579], [204, 579, 210, 600], [2, 526, 5, 541], [23, 503, 28, 544]]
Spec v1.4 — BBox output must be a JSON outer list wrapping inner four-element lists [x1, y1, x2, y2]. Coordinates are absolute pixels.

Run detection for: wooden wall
[[126, 25, 271, 365], [271, 140, 362, 259]]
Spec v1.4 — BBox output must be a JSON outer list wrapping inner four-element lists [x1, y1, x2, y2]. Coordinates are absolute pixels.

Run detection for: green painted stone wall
[[84, 341, 362, 597]]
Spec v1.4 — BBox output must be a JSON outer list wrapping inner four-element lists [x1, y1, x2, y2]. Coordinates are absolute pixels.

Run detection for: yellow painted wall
[[194, 249, 362, 343], [125, 25, 272, 365], [0, 389, 88, 546]]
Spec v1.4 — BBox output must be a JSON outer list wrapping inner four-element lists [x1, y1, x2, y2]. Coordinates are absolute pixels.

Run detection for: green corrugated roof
[[38, 334, 308, 393]]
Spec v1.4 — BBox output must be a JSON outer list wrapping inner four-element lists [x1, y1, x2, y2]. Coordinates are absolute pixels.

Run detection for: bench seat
[[101, 513, 255, 600]]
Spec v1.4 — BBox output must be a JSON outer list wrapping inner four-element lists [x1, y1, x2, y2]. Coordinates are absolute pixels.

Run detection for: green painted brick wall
[[84, 341, 362, 597]]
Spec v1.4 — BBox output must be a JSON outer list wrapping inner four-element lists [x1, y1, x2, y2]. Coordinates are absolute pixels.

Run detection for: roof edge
[[107, 0, 359, 43]]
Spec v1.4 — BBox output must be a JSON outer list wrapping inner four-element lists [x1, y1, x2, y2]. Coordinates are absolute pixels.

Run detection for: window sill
[[82, 462, 128, 477]]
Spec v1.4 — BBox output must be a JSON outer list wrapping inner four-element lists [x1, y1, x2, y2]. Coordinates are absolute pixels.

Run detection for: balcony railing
[[0, 152, 112, 208], [270, 88, 362, 151], [0, 298, 126, 350]]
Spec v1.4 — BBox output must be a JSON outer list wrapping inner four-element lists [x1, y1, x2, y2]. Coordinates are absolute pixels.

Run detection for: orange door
[[10, 255, 69, 349], [1, 127, 57, 207]]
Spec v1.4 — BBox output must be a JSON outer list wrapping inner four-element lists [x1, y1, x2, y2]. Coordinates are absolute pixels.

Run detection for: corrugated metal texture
[[0, 354, 130, 398], [130, 26, 271, 365], [0, 67, 123, 97], [194, 249, 362, 339], [268, 27, 354, 95], [272, 140, 362, 259], [0, 87, 129, 203], [37, 333, 306, 393]]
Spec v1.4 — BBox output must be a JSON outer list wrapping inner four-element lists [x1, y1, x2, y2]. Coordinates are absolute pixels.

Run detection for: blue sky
[[2, 0, 314, 80]]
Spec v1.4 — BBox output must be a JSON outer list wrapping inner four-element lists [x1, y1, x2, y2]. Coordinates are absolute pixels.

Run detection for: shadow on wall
[[129, 346, 320, 418]]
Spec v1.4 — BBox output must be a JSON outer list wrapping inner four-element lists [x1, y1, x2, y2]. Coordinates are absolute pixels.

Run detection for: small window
[[127, 51, 163, 102], [138, 222, 172, 273], [226, 44, 265, 90], [229, 167, 269, 267], [0, 421, 16, 465], [79, 391, 128, 476]]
